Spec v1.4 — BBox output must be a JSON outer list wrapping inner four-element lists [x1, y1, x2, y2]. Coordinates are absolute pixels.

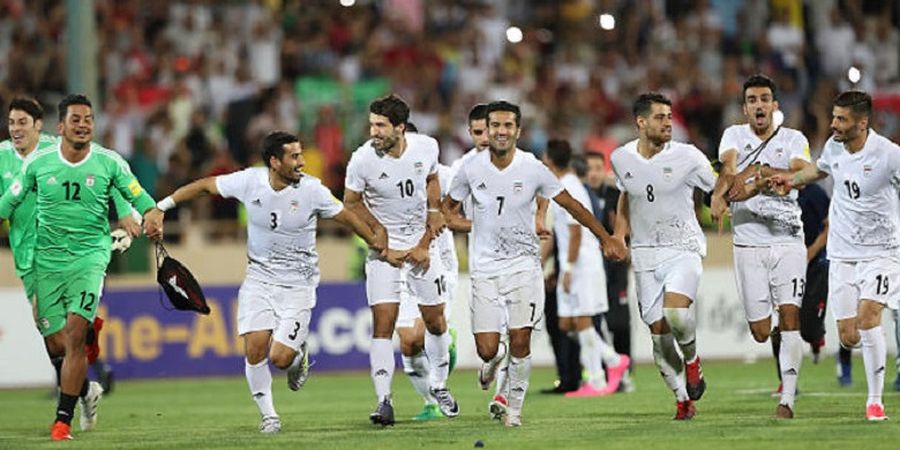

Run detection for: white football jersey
[[611, 139, 716, 271], [345, 132, 439, 250], [816, 129, 900, 261], [449, 149, 563, 277], [718, 124, 811, 245], [216, 168, 343, 287], [437, 163, 459, 275], [551, 173, 604, 270]]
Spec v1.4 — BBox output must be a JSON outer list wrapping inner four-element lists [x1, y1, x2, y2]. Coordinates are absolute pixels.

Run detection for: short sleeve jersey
[[449, 149, 564, 278], [217, 168, 343, 287], [0, 142, 155, 271], [551, 173, 603, 270], [345, 132, 439, 250], [611, 140, 716, 271], [718, 124, 811, 245], [0, 134, 57, 275], [816, 130, 900, 261]]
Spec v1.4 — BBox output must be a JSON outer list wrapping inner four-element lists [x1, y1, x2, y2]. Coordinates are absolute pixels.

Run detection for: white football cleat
[[259, 415, 282, 433], [79, 381, 104, 431]]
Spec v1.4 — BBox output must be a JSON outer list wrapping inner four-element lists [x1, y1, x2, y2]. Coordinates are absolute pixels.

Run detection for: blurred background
[[1, 0, 899, 386]]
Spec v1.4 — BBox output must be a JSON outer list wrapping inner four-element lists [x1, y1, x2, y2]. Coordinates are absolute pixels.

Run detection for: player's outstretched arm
[[710, 149, 736, 225], [332, 208, 385, 254], [553, 189, 625, 260], [535, 196, 550, 240], [766, 163, 827, 196], [343, 188, 388, 256], [610, 192, 630, 259], [144, 177, 220, 241], [441, 197, 471, 233]]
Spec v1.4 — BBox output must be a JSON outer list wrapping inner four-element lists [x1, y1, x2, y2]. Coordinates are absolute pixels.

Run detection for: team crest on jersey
[[251, 198, 262, 206], [863, 165, 873, 178], [289, 199, 299, 213], [624, 172, 633, 180], [774, 148, 784, 159], [86, 175, 95, 187], [47, 176, 57, 185], [663, 167, 673, 181], [9, 179, 22, 196], [2, 171, 10, 179], [513, 181, 523, 193], [414, 162, 424, 175]]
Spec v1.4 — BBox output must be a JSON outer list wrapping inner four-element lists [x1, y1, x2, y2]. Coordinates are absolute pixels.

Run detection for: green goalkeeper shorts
[[35, 267, 105, 337], [20, 269, 36, 306]]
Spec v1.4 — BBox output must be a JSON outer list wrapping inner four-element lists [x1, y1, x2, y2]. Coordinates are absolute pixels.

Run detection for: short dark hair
[[261, 131, 299, 167], [468, 103, 488, 123], [742, 74, 777, 101], [833, 90, 872, 120], [545, 139, 572, 168], [369, 94, 409, 127], [58, 94, 92, 122], [485, 100, 521, 126], [405, 121, 419, 133], [8, 97, 43, 121], [571, 155, 588, 178], [632, 93, 671, 118]]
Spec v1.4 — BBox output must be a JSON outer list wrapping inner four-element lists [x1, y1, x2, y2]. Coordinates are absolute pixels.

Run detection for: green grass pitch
[[1, 358, 899, 449]]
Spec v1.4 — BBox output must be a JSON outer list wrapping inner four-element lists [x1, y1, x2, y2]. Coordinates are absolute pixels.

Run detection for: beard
[[372, 134, 398, 152]]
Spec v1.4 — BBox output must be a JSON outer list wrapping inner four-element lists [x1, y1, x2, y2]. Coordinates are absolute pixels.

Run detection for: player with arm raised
[[144, 131, 381, 433], [444, 100, 623, 427], [343, 95, 457, 426], [0, 94, 156, 441], [709, 75, 812, 418], [610, 93, 715, 420], [767, 90, 900, 421]]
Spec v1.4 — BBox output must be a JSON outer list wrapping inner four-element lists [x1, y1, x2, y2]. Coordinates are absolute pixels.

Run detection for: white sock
[[593, 328, 621, 366], [507, 355, 532, 415], [370, 338, 395, 401], [577, 329, 607, 388], [495, 350, 511, 398], [779, 330, 802, 408], [860, 326, 887, 407], [665, 307, 697, 363], [652, 333, 687, 401], [424, 330, 451, 389], [402, 352, 435, 405], [245, 358, 276, 418]]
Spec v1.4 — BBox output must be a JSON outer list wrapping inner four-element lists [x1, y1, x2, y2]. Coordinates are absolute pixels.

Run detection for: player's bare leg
[[475, 332, 504, 389]]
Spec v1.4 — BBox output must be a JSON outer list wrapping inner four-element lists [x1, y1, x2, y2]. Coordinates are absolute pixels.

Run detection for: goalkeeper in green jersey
[[0, 94, 156, 441]]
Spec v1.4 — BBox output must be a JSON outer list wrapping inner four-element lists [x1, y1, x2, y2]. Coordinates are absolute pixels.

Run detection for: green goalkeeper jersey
[[0, 141, 155, 271], [0, 134, 57, 276]]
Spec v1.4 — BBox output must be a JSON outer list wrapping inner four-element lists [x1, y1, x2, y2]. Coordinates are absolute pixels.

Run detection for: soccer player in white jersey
[[610, 93, 716, 420], [344, 95, 457, 426], [543, 139, 631, 397], [397, 161, 460, 421], [445, 101, 624, 427], [144, 132, 383, 433], [768, 91, 900, 421], [709, 75, 812, 419]]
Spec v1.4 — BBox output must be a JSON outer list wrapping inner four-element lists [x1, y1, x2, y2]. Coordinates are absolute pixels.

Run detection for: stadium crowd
[[1, 0, 899, 221]]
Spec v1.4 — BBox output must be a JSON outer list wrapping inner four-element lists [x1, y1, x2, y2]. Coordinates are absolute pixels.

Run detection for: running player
[[145, 131, 382, 433], [710, 74, 812, 418], [768, 90, 900, 421], [445, 100, 623, 427], [610, 93, 714, 420], [0, 94, 156, 441], [344, 94, 457, 426]]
